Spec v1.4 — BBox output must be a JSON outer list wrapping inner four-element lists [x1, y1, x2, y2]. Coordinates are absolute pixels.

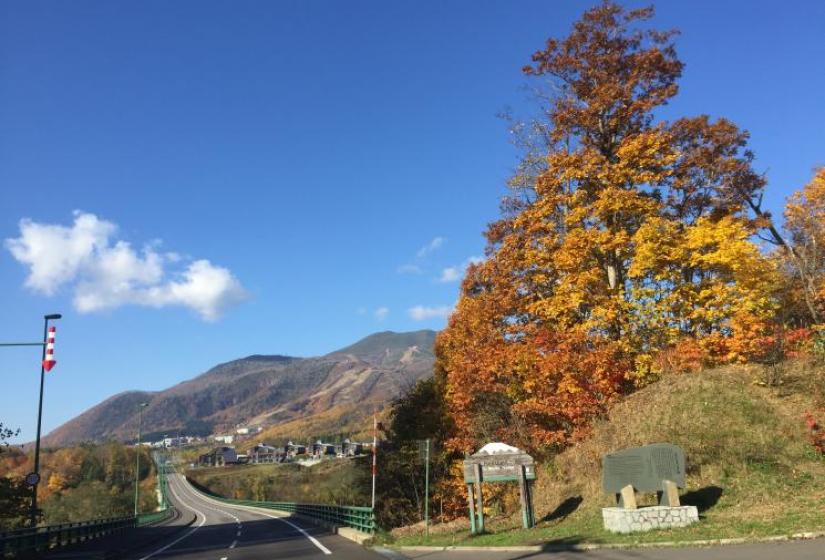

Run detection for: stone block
[[602, 506, 699, 534]]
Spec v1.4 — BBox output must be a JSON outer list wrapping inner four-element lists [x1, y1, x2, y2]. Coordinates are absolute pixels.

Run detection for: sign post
[[463, 443, 536, 534]]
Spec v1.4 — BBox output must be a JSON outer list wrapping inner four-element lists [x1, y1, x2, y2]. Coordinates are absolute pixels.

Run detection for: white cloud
[[438, 256, 484, 283], [396, 237, 446, 275], [356, 307, 367, 315], [5, 212, 248, 321], [408, 304, 453, 321], [439, 266, 461, 283], [396, 264, 423, 275], [5, 212, 116, 295], [416, 236, 445, 258], [374, 306, 390, 321]]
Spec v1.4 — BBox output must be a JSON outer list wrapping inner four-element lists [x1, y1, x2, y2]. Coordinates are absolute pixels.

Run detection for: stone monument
[[601, 443, 699, 533]]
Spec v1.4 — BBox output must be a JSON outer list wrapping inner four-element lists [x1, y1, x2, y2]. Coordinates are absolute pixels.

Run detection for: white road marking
[[173, 475, 246, 552], [182, 478, 333, 555], [137, 475, 208, 560], [220, 557, 228, 560]]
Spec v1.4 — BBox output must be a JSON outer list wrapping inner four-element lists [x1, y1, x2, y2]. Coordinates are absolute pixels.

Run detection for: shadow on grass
[[539, 496, 583, 524], [680, 485, 723, 513]]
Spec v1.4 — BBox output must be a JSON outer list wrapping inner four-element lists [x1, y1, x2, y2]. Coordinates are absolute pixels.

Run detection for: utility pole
[[134, 402, 148, 517], [30, 313, 61, 527], [417, 438, 431, 538], [371, 413, 377, 510], [425, 438, 430, 539]]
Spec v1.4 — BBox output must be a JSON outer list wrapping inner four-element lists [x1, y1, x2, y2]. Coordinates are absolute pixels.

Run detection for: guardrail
[[192, 484, 375, 534], [138, 452, 173, 527], [0, 516, 135, 557]]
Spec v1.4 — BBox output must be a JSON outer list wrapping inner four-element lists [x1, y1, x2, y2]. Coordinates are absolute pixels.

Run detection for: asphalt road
[[45, 472, 383, 560], [129, 472, 384, 560]]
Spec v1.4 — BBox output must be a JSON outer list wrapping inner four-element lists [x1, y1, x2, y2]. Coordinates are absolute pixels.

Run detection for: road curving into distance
[[39, 464, 381, 560], [126, 471, 384, 560]]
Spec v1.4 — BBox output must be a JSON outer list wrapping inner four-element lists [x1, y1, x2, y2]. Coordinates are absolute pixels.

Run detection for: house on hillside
[[341, 439, 364, 457], [198, 446, 238, 467], [236, 426, 263, 436], [311, 440, 337, 458], [285, 441, 307, 457], [248, 443, 279, 464]]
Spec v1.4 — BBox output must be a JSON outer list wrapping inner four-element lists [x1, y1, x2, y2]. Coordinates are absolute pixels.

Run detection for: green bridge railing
[[192, 483, 375, 534], [138, 454, 173, 527], [0, 516, 135, 557], [1, 453, 173, 557]]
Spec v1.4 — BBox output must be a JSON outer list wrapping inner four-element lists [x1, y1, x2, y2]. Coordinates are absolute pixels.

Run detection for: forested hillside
[[42, 330, 435, 446], [0, 442, 158, 529]]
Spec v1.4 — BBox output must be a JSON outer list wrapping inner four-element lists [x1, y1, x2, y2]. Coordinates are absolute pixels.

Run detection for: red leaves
[[804, 412, 825, 455]]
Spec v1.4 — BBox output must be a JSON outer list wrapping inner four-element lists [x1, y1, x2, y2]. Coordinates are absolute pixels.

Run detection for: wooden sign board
[[602, 443, 685, 494], [463, 453, 536, 483]]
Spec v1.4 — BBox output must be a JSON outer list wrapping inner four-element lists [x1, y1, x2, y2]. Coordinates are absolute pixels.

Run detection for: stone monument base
[[602, 506, 699, 533]]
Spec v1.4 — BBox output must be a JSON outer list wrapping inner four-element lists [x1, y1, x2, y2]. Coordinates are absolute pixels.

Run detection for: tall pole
[[134, 403, 147, 517], [30, 314, 60, 527], [371, 412, 377, 510], [424, 438, 430, 539]]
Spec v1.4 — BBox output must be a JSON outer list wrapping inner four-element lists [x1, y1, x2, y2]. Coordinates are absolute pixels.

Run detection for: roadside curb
[[390, 530, 825, 553]]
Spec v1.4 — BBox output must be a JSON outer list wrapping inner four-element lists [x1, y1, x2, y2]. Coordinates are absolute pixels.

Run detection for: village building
[[311, 440, 337, 458], [248, 443, 279, 464], [198, 446, 238, 467], [341, 439, 364, 457], [285, 441, 307, 457]]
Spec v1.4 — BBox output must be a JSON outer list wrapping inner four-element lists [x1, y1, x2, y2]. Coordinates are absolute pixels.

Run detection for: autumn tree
[[780, 168, 825, 324], [0, 422, 29, 529], [436, 1, 779, 454]]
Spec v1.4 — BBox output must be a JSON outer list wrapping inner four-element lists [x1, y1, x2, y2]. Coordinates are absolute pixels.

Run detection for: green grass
[[386, 362, 825, 548]]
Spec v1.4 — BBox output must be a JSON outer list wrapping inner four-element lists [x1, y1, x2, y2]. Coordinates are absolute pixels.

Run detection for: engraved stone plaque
[[602, 443, 685, 493]]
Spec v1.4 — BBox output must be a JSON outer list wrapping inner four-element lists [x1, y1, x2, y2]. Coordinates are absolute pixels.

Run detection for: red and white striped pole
[[31, 314, 61, 527], [371, 413, 377, 510], [42, 327, 56, 372]]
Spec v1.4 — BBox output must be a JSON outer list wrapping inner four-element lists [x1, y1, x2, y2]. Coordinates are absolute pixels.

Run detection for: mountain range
[[41, 330, 436, 447]]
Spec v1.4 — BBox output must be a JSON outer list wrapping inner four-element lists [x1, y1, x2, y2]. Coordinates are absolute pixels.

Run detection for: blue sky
[[2, 1, 823, 442]]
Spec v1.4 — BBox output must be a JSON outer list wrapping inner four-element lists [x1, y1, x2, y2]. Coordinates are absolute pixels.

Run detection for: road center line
[[183, 478, 333, 555], [137, 475, 208, 560]]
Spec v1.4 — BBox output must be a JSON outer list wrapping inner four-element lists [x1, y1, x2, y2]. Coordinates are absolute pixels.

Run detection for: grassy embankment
[[389, 361, 825, 547], [186, 457, 370, 506]]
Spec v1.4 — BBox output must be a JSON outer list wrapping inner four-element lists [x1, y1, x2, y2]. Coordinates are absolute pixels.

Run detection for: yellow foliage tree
[[436, 1, 780, 454]]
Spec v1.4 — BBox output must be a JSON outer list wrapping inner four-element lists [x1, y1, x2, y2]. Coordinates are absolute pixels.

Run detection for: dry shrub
[[804, 412, 825, 455], [654, 338, 706, 374]]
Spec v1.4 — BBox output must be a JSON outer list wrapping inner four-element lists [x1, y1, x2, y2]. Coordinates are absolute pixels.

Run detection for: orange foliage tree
[[781, 168, 825, 324], [436, 1, 781, 455]]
